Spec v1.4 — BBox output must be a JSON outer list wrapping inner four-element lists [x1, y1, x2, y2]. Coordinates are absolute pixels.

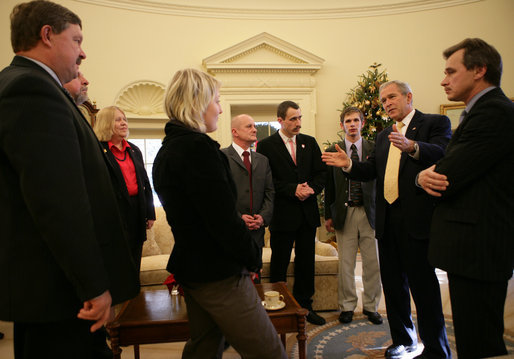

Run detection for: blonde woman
[[94, 106, 155, 273], [153, 69, 286, 359]]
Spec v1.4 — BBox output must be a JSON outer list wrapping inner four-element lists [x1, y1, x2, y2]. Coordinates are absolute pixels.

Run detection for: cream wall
[[1, 0, 512, 146]]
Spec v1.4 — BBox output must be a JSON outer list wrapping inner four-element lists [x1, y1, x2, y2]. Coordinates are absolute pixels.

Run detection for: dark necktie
[[349, 144, 363, 206], [242, 151, 253, 213]]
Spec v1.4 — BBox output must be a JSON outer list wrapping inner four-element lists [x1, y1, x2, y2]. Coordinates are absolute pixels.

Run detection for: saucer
[[262, 300, 286, 311]]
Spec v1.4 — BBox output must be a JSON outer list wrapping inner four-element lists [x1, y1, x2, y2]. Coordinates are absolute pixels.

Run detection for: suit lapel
[[227, 145, 247, 171], [271, 132, 296, 167]]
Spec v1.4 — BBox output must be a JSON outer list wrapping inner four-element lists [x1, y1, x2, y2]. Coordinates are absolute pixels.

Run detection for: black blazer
[[429, 88, 514, 282], [221, 145, 274, 248], [0, 56, 139, 322], [153, 120, 261, 283], [348, 110, 451, 240], [325, 139, 376, 230], [101, 141, 156, 244], [256, 131, 326, 231]]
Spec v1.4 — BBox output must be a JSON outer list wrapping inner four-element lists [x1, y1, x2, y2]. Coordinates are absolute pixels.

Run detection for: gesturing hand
[[389, 123, 416, 153], [321, 144, 350, 168]]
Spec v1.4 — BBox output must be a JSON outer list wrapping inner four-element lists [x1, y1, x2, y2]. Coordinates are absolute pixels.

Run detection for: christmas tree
[[341, 63, 391, 141]]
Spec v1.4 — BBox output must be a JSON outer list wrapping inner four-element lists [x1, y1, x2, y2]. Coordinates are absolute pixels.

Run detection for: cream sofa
[[141, 207, 339, 311]]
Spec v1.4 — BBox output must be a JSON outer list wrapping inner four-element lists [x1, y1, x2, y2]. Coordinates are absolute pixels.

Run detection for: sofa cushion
[[140, 254, 170, 286], [142, 236, 162, 256]]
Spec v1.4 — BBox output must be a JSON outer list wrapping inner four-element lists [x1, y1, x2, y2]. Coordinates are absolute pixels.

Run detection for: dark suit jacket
[[256, 131, 326, 231], [429, 88, 514, 282], [325, 139, 376, 230], [221, 145, 274, 247], [0, 56, 139, 322], [101, 141, 156, 244], [348, 110, 451, 240], [153, 120, 261, 283]]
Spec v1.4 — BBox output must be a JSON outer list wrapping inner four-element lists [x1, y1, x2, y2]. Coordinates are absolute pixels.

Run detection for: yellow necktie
[[384, 122, 404, 204]]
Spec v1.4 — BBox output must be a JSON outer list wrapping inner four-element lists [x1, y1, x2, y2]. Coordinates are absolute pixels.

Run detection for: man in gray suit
[[222, 114, 274, 282], [324, 107, 382, 325]]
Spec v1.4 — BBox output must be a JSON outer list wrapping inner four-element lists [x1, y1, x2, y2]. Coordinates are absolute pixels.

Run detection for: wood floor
[[1, 265, 513, 358]]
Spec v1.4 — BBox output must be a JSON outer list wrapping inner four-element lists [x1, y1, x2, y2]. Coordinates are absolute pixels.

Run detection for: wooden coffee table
[[106, 281, 307, 359]]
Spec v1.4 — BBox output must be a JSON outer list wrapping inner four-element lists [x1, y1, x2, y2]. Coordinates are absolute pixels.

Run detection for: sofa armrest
[[315, 240, 338, 257]]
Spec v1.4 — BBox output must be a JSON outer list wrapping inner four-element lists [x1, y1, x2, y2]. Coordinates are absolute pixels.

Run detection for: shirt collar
[[345, 137, 362, 154], [108, 139, 130, 152], [397, 109, 416, 134], [465, 86, 496, 113], [278, 130, 296, 144], [231, 142, 251, 158], [21, 56, 62, 86]]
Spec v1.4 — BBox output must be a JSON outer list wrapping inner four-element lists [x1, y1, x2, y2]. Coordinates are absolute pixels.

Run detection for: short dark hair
[[277, 100, 299, 120], [11, 0, 82, 53], [443, 38, 502, 87], [340, 106, 364, 123]]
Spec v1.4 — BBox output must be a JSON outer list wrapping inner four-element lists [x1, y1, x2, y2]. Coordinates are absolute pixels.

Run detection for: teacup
[[264, 290, 284, 308]]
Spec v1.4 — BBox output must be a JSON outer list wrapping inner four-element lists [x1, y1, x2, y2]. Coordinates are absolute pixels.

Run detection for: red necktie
[[287, 138, 297, 165], [242, 151, 253, 213]]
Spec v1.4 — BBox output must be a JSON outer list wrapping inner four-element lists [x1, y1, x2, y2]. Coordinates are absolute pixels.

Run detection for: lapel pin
[[412, 127, 416, 130], [301, 144, 305, 149]]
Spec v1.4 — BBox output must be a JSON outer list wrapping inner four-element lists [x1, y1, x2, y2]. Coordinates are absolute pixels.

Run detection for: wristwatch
[[410, 141, 418, 155]]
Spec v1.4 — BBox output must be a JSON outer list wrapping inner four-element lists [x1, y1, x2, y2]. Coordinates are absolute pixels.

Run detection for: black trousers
[[379, 202, 451, 358], [14, 318, 109, 359], [448, 272, 508, 358], [269, 222, 316, 309]]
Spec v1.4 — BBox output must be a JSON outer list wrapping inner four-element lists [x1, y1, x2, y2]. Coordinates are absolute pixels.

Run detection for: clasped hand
[[77, 290, 112, 332], [242, 214, 264, 230], [295, 182, 314, 201]]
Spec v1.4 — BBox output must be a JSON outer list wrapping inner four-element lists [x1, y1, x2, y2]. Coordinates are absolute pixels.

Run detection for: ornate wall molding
[[74, 0, 481, 19], [114, 80, 166, 116], [202, 33, 324, 144]]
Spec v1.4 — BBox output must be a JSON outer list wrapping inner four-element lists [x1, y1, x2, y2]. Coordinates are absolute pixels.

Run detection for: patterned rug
[[288, 313, 514, 358]]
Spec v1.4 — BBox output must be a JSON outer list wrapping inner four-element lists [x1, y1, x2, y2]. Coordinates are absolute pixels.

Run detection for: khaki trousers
[[336, 206, 382, 312]]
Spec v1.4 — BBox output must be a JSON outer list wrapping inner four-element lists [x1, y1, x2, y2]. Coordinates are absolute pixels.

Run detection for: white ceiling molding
[[114, 80, 166, 117], [203, 32, 324, 77], [74, 0, 482, 19]]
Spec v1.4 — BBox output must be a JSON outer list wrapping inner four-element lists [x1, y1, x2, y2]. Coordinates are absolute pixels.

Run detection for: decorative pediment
[[203, 32, 324, 74]]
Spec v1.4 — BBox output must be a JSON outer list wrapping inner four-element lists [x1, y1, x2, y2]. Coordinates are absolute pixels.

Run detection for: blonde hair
[[94, 106, 127, 141], [164, 68, 221, 133]]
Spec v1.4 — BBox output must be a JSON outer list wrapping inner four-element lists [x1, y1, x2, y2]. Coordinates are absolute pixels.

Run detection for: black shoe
[[385, 344, 417, 359], [338, 311, 353, 324], [362, 309, 383, 324], [306, 310, 326, 325]]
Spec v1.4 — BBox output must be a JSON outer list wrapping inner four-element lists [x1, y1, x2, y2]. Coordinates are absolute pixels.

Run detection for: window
[[130, 138, 162, 207], [255, 121, 281, 143]]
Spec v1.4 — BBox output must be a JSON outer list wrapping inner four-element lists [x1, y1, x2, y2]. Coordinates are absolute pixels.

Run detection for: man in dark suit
[[221, 114, 274, 282], [323, 81, 451, 359], [324, 107, 382, 326], [0, 2, 138, 358], [418, 38, 514, 358], [257, 100, 326, 325]]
